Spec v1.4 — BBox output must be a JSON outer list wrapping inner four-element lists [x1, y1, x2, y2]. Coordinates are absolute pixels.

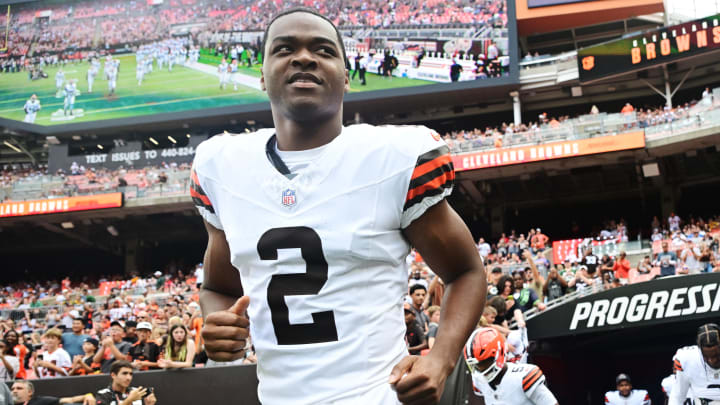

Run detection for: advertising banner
[[452, 131, 645, 172], [527, 273, 720, 340], [0, 193, 122, 218]]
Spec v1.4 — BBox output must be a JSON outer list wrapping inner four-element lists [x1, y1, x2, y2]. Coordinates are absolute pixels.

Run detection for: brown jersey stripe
[[411, 153, 452, 182], [523, 369, 543, 391], [408, 160, 454, 193], [403, 176, 453, 211]]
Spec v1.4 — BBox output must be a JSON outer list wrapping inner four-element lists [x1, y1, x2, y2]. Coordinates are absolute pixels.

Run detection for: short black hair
[[110, 360, 134, 375], [261, 7, 348, 66], [697, 323, 720, 348], [409, 284, 427, 295]]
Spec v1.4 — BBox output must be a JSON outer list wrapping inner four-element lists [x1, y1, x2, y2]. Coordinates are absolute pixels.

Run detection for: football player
[[217, 57, 229, 89], [604, 374, 650, 405], [195, 8, 486, 405], [87, 59, 98, 93], [464, 328, 557, 404], [230, 59, 239, 91], [661, 360, 693, 405], [106, 59, 118, 96], [23, 94, 41, 123], [55, 69, 65, 97], [670, 323, 720, 404], [63, 79, 78, 116], [136, 57, 145, 86]]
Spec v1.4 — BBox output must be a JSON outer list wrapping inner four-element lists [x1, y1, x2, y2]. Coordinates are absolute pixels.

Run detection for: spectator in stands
[[581, 246, 600, 277], [158, 324, 195, 369], [621, 103, 635, 115], [477, 237, 491, 258], [610, 251, 630, 284], [568, 265, 597, 294], [4, 331, 27, 379], [654, 242, 678, 278], [0, 339, 19, 381], [94, 321, 132, 373], [487, 267, 503, 296], [544, 266, 568, 302], [512, 271, 545, 312], [128, 322, 160, 371], [637, 255, 652, 275], [69, 337, 100, 376], [123, 321, 138, 345], [668, 212, 681, 232], [424, 275, 444, 308], [61, 318, 88, 358], [403, 304, 427, 356], [681, 242, 702, 274], [426, 306, 441, 350], [34, 328, 71, 378], [95, 360, 156, 405], [530, 228, 549, 252], [522, 250, 545, 302], [407, 284, 429, 333], [10, 380, 97, 405]]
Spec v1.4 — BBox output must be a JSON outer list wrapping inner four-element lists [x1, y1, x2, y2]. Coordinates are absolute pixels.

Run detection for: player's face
[[616, 381, 632, 396], [701, 345, 720, 369], [261, 12, 349, 122]]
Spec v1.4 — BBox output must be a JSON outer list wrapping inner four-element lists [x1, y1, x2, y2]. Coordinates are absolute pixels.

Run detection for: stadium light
[[97, 144, 104, 150], [149, 137, 159, 145], [3, 141, 22, 153], [186, 134, 191, 138], [168, 136, 177, 144], [60, 222, 74, 229]]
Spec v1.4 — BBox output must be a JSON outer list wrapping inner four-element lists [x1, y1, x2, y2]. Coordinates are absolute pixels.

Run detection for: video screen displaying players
[[0, 0, 513, 127]]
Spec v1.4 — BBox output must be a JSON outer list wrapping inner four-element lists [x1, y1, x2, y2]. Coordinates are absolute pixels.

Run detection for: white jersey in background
[[662, 374, 693, 404], [507, 328, 528, 364], [37, 348, 71, 378], [604, 389, 651, 405], [670, 346, 720, 404], [471, 363, 557, 405], [191, 125, 454, 405]]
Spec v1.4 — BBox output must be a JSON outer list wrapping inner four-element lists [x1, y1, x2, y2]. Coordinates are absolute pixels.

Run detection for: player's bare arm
[[391, 200, 487, 404], [199, 219, 249, 362]]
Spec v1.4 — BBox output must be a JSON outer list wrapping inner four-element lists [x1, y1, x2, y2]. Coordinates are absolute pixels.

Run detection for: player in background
[[506, 327, 528, 364], [168, 48, 175, 72], [55, 69, 65, 97], [196, 8, 486, 405], [103, 56, 112, 81], [670, 323, 720, 404], [604, 374, 651, 405], [63, 79, 79, 116], [23, 94, 41, 123], [136, 57, 145, 86], [87, 59, 98, 93], [217, 57, 229, 90], [106, 60, 118, 96], [464, 328, 558, 405], [661, 360, 693, 405], [230, 59, 239, 91]]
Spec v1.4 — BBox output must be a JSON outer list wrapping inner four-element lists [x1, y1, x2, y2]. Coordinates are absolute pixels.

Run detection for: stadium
[[0, 0, 720, 403]]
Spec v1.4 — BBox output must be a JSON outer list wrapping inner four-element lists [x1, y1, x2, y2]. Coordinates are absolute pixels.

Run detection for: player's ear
[[260, 70, 266, 91]]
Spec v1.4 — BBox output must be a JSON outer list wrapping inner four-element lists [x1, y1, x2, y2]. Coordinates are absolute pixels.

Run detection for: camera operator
[[95, 361, 157, 405]]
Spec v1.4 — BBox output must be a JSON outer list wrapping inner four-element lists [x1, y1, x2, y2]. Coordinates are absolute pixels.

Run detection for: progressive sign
[[527, 273, 720, 340], [578, 14, 720, 83]]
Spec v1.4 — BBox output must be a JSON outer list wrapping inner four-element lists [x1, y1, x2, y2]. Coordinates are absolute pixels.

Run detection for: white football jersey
[[38, 347, 71, 378], [661, 374, 693, 403], [604, 389, 651, 405], [471, 363, 557, 405], [671, 346, 720, 404], [191, 125, 454, 405]]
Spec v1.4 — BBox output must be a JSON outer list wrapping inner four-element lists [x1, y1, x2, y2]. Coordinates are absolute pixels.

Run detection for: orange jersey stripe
[[405, 170, 454, 202], [190, 169, 202, 188], [523, 371, 543, 391], [190, 187, 212, 207], [411, 154, 452, 181]]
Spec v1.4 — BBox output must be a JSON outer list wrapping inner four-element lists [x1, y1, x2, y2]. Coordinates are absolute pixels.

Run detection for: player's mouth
[[288, 72, 322, 88]]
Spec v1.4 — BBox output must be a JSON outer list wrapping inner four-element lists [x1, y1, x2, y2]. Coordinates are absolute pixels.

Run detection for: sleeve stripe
[[522, 368, 543, 391], [190, 169, 215, 213], [408, 161, 454, 193], [674, 360, 683, 371], [522, 367, 540, 385], [403, 174, 453, 211], [411, 153, 452, 183]]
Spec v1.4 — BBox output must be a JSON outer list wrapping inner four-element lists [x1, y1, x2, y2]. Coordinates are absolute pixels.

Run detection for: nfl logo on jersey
[[281, 189, 296, 207]]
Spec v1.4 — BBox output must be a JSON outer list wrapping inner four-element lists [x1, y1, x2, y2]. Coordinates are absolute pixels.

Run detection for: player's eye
[[273, 45, 292, 54], [317, 46, 337, 56]]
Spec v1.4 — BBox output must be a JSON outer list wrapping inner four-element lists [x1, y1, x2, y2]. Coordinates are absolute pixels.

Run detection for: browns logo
[[430, 131, 442, 141], [582, 56, 595, 71]]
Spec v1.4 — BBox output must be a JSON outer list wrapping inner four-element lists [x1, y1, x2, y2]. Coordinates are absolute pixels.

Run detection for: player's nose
[[290, 47, 318, 69]]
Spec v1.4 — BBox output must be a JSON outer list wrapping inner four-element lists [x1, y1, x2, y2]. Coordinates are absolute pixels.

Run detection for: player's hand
[[202, 296, 250, 362], [127, 387, 147, 402], [389, 355, 448, 405]]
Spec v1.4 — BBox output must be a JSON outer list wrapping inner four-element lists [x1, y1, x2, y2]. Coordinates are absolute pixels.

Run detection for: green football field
[[0, 54, 433, 126]]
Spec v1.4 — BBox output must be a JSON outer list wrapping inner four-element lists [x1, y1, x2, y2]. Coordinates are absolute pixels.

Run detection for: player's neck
[[489, 366, 507, 388], [273, 114, 342, 152]]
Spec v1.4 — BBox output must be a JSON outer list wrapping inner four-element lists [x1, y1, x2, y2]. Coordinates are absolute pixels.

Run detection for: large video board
[[578, 13, 720, 82], [527, 0, 595, 8], [0, 0, 516, 128]]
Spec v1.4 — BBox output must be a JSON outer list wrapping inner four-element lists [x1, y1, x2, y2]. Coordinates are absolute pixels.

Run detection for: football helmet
[[464, 327, 506, 383]]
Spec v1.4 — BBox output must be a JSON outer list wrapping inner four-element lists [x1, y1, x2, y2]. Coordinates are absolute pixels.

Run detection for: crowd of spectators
[[0, 0, 507, 58]]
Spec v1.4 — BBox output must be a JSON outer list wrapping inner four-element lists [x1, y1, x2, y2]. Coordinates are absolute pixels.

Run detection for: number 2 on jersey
[[257, 227, 339, 345]]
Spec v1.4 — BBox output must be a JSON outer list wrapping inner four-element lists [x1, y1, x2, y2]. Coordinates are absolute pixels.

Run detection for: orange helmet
[[463, 327, 506, 382]]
